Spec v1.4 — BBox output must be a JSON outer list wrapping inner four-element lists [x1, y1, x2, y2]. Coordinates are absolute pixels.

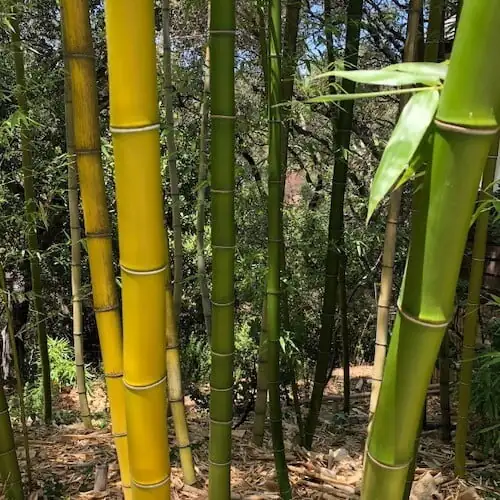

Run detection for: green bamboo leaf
[[367, 89, 440, 221], [312, 69, 440, 86], [385, 62, 448, 81]]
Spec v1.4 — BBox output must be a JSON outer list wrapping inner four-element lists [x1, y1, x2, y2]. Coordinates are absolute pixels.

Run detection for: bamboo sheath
[[455, 137, 498, 477], [60, 1, 130, 497], [362, 1, 500, 497], [162, 0, 183, 321], [61, 9, 92, 429], [0, 380, 22, 500], [208, 0, 236, 496], [104, 1, 170, 497], [10, 5, 52, 425]]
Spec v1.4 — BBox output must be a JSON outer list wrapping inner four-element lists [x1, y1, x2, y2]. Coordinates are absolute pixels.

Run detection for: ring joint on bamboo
[[110, 123, 160, 134], [210, 114, 236, 120], [112, 432, 127, 438], [209, 459, 232, 467], [397, 304, 451, 328], [210, 386, 233, 392], [120, 263, 167, 276], [165, 343, 180, 351], [105, 372, 123, 379], [76, 148, 100, 156], [212, 244, 236, 249], [123, 375, 167, 391], [211, 189, 234, 195], [211, 350, 234, 357], [94, 304, 119, 313], [177, 443, 192, 450], [86, 231, 112, 239], [210, 418, 233, 425], [132, 475, 170, 489], [211, 299, 235, 307], [434, 119, 500, 136], [366, 450, 410, 470], [67, 52, 95, 60], [209, 29, 236, 34], [168, 397, 185, 403]]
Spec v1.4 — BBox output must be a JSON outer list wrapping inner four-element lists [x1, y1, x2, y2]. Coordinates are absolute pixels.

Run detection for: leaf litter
[[3, 366, 499, 499]]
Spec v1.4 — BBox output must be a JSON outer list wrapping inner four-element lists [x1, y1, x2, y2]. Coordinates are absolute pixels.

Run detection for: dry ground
[[6, 366, 500, 499]]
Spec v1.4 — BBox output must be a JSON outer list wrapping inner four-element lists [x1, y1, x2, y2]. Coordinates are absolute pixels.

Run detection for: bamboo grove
[[0, 0, 499, 499]]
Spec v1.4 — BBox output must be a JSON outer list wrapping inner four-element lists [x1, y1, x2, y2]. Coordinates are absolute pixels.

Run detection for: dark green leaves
[[367, 89, 440, 221]]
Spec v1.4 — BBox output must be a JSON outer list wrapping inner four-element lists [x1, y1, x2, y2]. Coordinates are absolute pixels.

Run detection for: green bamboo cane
[[305, 0, 363, 449], [0, 380, 23, 500], [0, 264, 31, 488], [362, 2, 500, 497], [208, 0, 236, 496], [266, 0, 293, 496], [454, 136, 498, 477], [339, 252, 350, 414], [163, 0, 183, 321], [253, 296, 268, 445], [10, 4, 52, 424], [197, 14, 212, 338]]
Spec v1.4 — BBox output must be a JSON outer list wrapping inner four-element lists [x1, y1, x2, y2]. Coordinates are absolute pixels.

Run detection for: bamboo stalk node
[[94, 304, 119, 313], [123, 375, 167, 391], [210, 114, 236, 119], [366, 450, 410, 470], [109, 123, 160, 134], [0, 447, 15, 458], [120, 263, 167, 276], [209, 30, 236, 34], [85, 231, 112, 238], [104, 372, 123, 379], [210, 386, 233, 392], [434, 119, 499, 136], [75, 148, 101, 155], [66, 52, 95, 60], [133, 475, 170, 489], [112, 432, 127, 438], [210, 418, 233, 425], [209, 458, 232, 466], [211, 299, 235, 307], [166, 343, 180, 350], [397, 304, 451, 328]]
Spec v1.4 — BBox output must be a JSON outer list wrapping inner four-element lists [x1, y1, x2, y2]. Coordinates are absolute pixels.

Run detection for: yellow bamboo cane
[[165, 262, 196, 485], [60, 2, 130, 497], [104, 1, 171, 497]]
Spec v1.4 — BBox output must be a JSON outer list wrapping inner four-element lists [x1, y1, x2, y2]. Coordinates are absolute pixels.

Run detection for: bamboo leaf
[[385, 62, 448, 81], [312, 69, 441, 86], [367, 89, 440, 221]]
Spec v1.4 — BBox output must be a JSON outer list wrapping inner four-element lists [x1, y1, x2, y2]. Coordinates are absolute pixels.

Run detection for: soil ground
[[6, 366, 500, 499]]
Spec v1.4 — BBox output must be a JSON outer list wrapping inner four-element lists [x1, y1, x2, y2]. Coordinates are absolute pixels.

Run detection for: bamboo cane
[[104, 0, 171, 497], [362, 2, 500, 497], [60, 9, 92, 429], [197, 15, 212, 338], [454, 136, 498, 477], [162, 0, 183, 321], [305, 0, 363, 449], [253, 297, 268, 445], [60, 1, 130, 496], [0, 264, 31, 489], [0, 379, 22, 500], [10, 3, 52, 425], [208, 0, 236, 496]]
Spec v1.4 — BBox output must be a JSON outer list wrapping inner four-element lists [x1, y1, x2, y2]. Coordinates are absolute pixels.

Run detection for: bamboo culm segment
[[165, 262, 196, 485], [455, 137, 498, 477], [208, 0, 236, 496], [266, 0, 292, 496], [0, 379, 23, 500], [10, 6, 52, 425], [0, 264, 31, 491], [368, 0, 423, 429], [61, 11, 92, 429], [104, 0, 171, 497], [253, 297, 268, 445], [197, 16, 212, 338], [305, 0, 363, 449], [362, 2, 500, 497], [60, 1, 130, 497], [163, 0, 183, 321]]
